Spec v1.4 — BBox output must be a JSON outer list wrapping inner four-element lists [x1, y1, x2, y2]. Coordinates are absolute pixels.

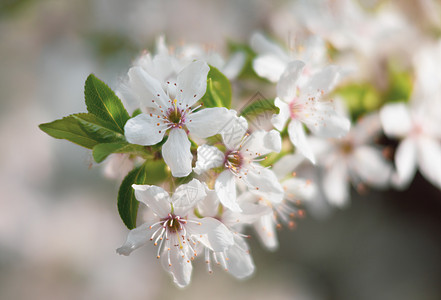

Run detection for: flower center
[[225, 150, 243, 171], [340, 140, 353, 155], [289, 98, 303, 119], [161, 213, 186, 233], [166, 99, 185, 127]]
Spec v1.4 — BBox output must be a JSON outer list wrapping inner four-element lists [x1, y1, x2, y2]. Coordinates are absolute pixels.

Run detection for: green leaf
[[39, 113, 127, 149], [84, 74, 130, 133], [39, 115, 99, 149], [73, 113, 126, 143], [240, 97, 278, 118], [118, 160, 168, 229], [334, 83, 381, 121], [92, 142, 152, 163], [200, 66, 232, 109]]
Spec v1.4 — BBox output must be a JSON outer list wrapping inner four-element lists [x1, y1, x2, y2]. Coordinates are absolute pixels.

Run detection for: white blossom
[[194, 115, 283, 212], [124, 60, 232, 177], [272, 60, 350, 163], [117, 179, 234, 287]]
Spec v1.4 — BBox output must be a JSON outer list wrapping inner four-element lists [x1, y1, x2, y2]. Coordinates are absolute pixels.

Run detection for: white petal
[[127, 66, 169, 108], [303, 65, 340, 96], [252, 55, 287, 82], [215, 170, 241, 212], [277, 60, 306, 100], [243, 130, 282, 157], [223, 235, 255, 279], [392, 137, 417, 188], [250, 32, 288, 57], [288, 120, 315, 164], [272, 154, 306, 180], [187, 107, 233, 138], [116, 223, 153, 256], [351, 146, 392, 188], [245, 165, 284, 204], [220, 114, 248, 150], [176, 60, 210, 107], [351, 112, 382, 145], [124, 114, 167, 146], [172, 179, 207, 216], [271, 97, 290, 131], [161, 242, 193, 288], [187, 217, 234, 252], [162, 128, 193, 177], [254, 214, 278, 251], [282, 178, 317, 202], [132, 184, 170, 217], [304, 101, 350, 138], [380, 103, 412, 138], [222, 201, 271, 227], [417, 137, 441, 189], [222, 51, 246, 79], [194, 144, 224, 175], [197, 186, 220, 217], [322, 159, 350, 207]]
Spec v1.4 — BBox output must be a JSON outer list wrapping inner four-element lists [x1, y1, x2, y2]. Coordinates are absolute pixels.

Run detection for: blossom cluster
[[40, 0, 441, 288]]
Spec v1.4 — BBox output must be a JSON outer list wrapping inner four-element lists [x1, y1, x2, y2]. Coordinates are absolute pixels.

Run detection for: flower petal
[[243, 130, 282, 158], [220, 114, 248, 150], [271, 97, 290, 131], [282, 177, 317, 202], [253, 54, 287, 82], [304, 101, 350, 138], [176, 60, 210, 107], [127, 66, 169, 108], [277, 60, 306, 100], [322, 159, 349, 207], [254, 213, 278, 251], [392, 137, 417, 188], [187, 217, 234, 252], [303, 65, 340, 96], [352, 146, 392, 188], [222, 235, 255, 279], [288, 119, 316, 164], [222, 51, 246, 79], [215, 170, 241, 212], [162, 128, 193, 177], [197, 186, 220, 217], [417, 137, 441, 189], [116, 223, 153, 256], [245, 165, 284, 204], [187, 107, 233, 138], [132, 184, 170, 217], [194, 144, 224, 175], [380, 103, 412, 138], [172, 179, 207, 216], [124, 114, 167, 146], [161, 241, 193, 288], [222, 201, 271, 226]]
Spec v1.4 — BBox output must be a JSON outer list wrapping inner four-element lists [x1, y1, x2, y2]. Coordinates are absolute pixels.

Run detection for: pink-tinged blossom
[[312, 112, 392, 207], [380, 100, 441, 190], [194, 115, 284, 212], [271, 60, 350, 163]]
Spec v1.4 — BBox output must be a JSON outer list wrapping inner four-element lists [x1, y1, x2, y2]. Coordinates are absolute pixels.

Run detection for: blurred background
[[1, 0, 440, 299]]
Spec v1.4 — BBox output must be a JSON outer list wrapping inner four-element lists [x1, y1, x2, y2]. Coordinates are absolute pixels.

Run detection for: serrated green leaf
[[73, 113, 125, 143], [118, 160, 169, 229], [39, 115, 99, 149], [84, 74, 130, 133], [39, 112, 127, 149], [92, 142, 152, 163], [200, 66, 232, 109], [240, 98, 278, 118]]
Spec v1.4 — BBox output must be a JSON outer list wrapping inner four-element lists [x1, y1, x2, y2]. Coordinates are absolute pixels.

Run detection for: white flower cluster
[[113, 37, 353, 287]]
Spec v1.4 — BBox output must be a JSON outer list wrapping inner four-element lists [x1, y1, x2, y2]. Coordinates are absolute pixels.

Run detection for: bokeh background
[[1, 0, 440, 299]]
